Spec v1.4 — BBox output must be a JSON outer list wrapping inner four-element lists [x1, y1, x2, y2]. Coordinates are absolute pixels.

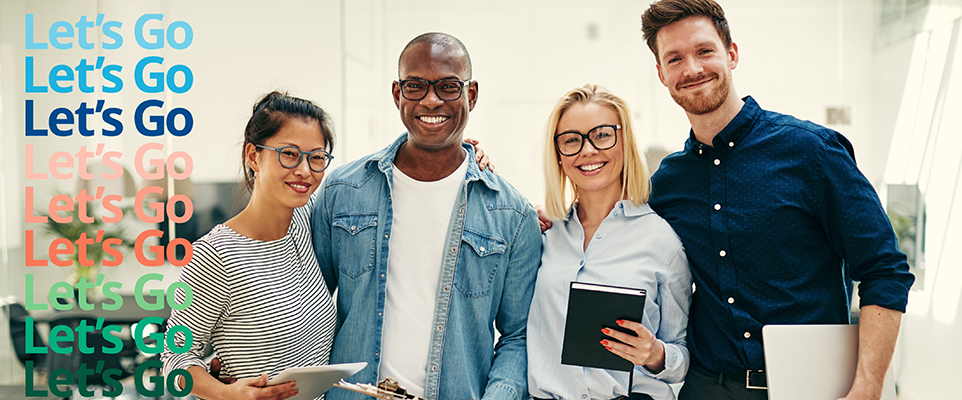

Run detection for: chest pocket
[[332, 214, 378, 279], [454, 229, 507, 298]]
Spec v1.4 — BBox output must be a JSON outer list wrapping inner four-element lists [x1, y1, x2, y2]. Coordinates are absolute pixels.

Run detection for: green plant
[[40, 204, 134, 285]]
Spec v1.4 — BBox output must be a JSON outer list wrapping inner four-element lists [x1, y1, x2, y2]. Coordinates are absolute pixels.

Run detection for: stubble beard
[[671, 72, 731, 116]]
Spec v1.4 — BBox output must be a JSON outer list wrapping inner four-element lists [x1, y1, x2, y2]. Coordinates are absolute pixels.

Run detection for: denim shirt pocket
[[332, 213, 378, 279], [454, 228, 507, 298]]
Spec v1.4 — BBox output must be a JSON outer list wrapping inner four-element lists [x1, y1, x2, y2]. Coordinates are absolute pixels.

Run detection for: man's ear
[[467, 81, 478, 111], [656, 63, 668, 88], [392, 81, 402, 109], [728, 42, 739, 70]]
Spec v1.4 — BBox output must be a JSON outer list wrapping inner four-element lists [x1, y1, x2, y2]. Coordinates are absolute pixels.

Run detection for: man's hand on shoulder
[[463, 138, 495, 172], [535, 204, 551, 232], [210, 357, 236, 384]]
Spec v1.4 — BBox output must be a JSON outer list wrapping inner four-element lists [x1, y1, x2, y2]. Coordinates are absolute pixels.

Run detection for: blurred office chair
[[3, 301, 47, 372], [45, 314, 140, 396]]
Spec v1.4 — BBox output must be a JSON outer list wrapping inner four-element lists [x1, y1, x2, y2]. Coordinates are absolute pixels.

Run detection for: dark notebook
[[560, 282, 647, 372]]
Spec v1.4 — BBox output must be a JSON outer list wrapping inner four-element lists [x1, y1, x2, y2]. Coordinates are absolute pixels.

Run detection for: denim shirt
[[311, 134, 542, 400]]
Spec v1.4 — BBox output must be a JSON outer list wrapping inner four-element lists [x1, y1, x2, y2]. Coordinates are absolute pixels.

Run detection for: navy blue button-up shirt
[[648, 96, 914, 372]]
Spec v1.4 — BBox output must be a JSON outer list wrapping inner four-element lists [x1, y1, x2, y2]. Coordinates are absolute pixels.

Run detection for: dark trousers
[[618, 394, 653, 400], [678, 363, 768, 400]]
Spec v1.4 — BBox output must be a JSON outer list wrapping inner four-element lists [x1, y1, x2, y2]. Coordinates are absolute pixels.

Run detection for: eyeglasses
[[256, 144, 334, 172], [554, 124, 621, 156], [397, 78, 472, 101]]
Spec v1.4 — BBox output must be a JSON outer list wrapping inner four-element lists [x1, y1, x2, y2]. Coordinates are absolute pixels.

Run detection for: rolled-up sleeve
[[818, 133, 915, 312]]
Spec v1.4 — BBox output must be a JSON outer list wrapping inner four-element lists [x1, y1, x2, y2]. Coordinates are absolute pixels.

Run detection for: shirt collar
[[622, 200, 656, 217], [365, 133, 501, 192], [564, 200, 656, 220], [686, 95, 761, 158]]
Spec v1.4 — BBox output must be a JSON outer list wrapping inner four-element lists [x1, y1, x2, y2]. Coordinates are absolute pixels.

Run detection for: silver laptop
[[762, 324, 896, 400]]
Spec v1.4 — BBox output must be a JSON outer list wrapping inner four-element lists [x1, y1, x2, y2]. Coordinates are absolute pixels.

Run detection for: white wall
[[879, 2, 962, 398]]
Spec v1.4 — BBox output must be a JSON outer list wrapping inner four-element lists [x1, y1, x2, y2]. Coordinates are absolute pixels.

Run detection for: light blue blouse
[[528, 200, 692, 400]]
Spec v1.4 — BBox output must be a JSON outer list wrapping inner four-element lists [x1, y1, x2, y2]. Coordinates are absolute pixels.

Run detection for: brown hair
[[242, 91, 335, 192], [641, 0, 732, 63]]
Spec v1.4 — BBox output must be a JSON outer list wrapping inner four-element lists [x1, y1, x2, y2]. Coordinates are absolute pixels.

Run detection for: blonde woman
[[528, 85, 692, 400]]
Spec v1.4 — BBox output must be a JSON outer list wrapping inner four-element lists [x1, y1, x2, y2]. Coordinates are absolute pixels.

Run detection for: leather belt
[[692, 361, 767, 390], [534, 394, 653, 400]]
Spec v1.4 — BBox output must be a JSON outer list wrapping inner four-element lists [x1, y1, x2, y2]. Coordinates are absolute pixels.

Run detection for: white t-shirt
[[378, 156, 469, 396]]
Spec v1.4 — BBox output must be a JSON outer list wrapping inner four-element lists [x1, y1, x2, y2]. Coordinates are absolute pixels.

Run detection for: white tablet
[[267, 362, 367, 400]]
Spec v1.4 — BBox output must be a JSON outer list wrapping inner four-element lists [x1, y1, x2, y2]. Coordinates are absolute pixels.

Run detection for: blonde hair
[[543, 84, 650, 220]]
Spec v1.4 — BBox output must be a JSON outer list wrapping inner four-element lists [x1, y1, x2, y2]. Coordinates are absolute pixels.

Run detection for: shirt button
[[437, 325, 442, 331], [698, 149, 703, 155], [729, 141, 735, 147], [595, 234, 602, 239], [451, 247, 457, 252], [479, 246, 485, 253], [375, 352, 379, 356], [378, 312, 382, 316], [728, 297, 735, 304], [351, 225, 357, 230], [380, 273, 385, 278], [719, 250, 727, 257], [714, 204, 721, 210], [582, 395, 588, 400], [432, 366, 438, 371], [744, 332, 751, 339], [384, 234, 389, 239], [442, 286, 449, 292], [714, 159, 721, 166]]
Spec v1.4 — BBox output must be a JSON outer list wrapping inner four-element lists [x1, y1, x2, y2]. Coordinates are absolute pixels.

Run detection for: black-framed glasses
[[256, 144, 334, 172], [397, 78, 472, 101], [554, 124, 621, 156]]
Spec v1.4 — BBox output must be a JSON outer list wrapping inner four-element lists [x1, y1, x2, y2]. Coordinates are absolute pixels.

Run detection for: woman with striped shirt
[[161, 92, 337, 400]]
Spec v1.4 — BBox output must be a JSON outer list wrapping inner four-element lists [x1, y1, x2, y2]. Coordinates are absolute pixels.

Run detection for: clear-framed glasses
[[554, 124, 621, 156], [256, 144, 334, 172], [397, 78, 472, 101]]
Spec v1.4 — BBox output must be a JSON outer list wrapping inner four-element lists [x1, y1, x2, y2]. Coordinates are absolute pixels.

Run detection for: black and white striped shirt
[[161, 206, 336, 386]]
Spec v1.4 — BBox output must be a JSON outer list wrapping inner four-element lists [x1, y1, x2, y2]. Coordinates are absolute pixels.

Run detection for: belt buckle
[[745, 369, 766, 390]]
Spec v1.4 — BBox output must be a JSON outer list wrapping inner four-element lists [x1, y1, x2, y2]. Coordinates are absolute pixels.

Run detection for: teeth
[[579, 163, 605, 171], [289, 183, 309, 189], [419, 116, 448, 124]]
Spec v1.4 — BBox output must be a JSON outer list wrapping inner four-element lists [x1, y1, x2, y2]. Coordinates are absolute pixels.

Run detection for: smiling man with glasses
[[312, 32, 541, 400]]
